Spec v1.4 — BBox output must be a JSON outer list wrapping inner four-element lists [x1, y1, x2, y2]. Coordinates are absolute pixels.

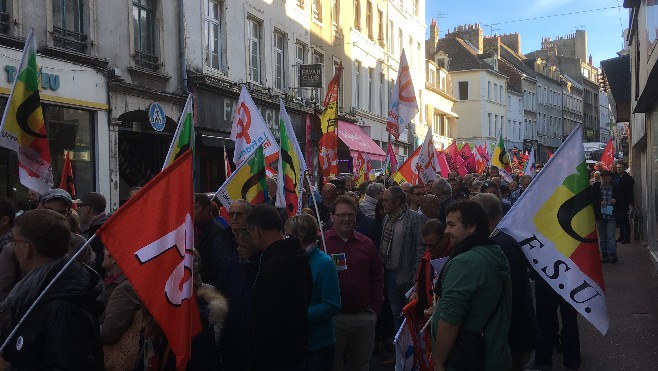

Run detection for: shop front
[[0, 46, 108, 210]]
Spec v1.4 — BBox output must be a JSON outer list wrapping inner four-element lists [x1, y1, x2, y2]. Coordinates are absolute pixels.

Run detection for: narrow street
[[371, 240, 658, 370]]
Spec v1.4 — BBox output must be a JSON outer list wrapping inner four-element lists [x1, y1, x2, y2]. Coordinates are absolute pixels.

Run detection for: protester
[[246, 204, 312, 371], [0, 197, 16, 249], [412, 219, 448, 321], [447, 177, 468, 201], [226, 199, 252, 259], [221, 228, 262, 370], [431, 201, 512, 371], [472, 193, 539, 370], [510, 175, 532, 205], [25, 189, 41, 211], [400, 182, 413, 207], [589, 170, 601, 186], [0, 209, 104, 370], [77, 191, 110, 274], [419, 194, 440, 219], [194, 193, 231, 290], [323, 196, 383, 371], [285, 215, 341, 371], [380, 186, 427, 338], [409, 184, 426, 211], [360, 182, 384, 218], [480, 180, 512, 215], [345, 191, 378, 246], [592, 170, 620, 263], [431, 178, 456, 223], [100, 247, 141, 370], [613, 162, 634, 243], [314, 183, 338, 229]]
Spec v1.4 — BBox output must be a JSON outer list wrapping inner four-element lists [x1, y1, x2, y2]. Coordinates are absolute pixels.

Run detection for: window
[[494, 83, 498, 102], [312, 51, 324, 100], [247, 18, 262, 82], [297, 0, 305, 9], [495, 115, 499, 136], [354, 0, 360, 30], [378, 10, 384, 46], [388, 20, 394, 52], [53, 0, 88, 52], [380, 72, 385, 116], [413, 0, 419, 16], [488, 81, 491, 100], [368, 67, 373, 111], [416, 42, 421, 68], [500, 86, 503, 103], [295, 42, 307, 97], [398, 28, 403, 57], [313, 0, 322, 21], [366, 1, 373, 39], [133, 0, 158, 70], [331, 0, 339, 31], [204, 0, 222, 70], [0, 0, 9, 34], [334, 59, 343, 108], [273, 31, 286, 90], [355, 61, 361, 107], [458, 81, 468, 100], [488, 113, 492, 136]]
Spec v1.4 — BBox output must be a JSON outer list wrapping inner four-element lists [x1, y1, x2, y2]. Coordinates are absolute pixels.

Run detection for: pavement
[[369, 239, 658, 371]]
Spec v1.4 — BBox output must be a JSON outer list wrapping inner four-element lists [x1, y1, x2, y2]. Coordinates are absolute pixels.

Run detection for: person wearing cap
[[480, 180, 512, 216], [77, 192, 110, 274], [592, 170, 620, 263], [0, 189, 96, 301]]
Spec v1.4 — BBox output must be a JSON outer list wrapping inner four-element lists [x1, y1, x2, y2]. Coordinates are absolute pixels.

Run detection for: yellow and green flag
[[162, 94, 195, 170], [215, 144, 267, 210], [276, 99, 307, 217], [497, 124, 609, 334], [491, 132, 512, 182], [0, 28, 53, 193]]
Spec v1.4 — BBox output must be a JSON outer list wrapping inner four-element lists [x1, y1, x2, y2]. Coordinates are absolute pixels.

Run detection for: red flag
[[456, 154, 477, 177], [437, 150, 450, 178], [600, 137, 614, 169], [97, 151, 201, 370], [224, 146, 232, 179], [457, 143, 472, 167], [319, 132, 338, 182], [59, 151, 77, 209], [385, 141, 399, 176], [443, 142, 459, 172], [548, 150, 553, 159], [477, 145, 490, 164]]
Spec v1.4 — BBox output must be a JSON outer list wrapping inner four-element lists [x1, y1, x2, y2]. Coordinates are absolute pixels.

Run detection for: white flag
[[386, 49, 418, 140], [231, 86, 279, 167], [416, 125, 440, 184], [524, 147, 536, 178]]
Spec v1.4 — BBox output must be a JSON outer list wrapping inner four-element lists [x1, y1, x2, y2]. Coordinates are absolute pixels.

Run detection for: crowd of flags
[[0, 32, 612, 371]]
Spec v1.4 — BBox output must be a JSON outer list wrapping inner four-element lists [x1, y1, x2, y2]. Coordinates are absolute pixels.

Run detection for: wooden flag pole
[[305, 171, 328, 253]]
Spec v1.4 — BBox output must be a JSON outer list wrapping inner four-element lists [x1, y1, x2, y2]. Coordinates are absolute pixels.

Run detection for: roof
[[499, 44, 537, 77], [498, 58, 523, 94], [436, 37, 495, 72], [600, 55, 631, 104]]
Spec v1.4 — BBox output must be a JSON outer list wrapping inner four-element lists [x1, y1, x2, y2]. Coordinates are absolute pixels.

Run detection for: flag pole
[[306, 171, 328, 253], [0, 234, 98, 353]]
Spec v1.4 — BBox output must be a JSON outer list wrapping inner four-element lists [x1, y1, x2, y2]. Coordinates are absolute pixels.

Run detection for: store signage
[[299, 64, 323, 88], [149, 102, 166, 132], [5, 65, 60, 91]]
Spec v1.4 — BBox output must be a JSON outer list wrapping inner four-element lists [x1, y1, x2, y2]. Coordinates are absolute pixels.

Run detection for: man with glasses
[[324, 195, 383, 371], [409, 185, 426, 211], [76, 192, 109, 275], [226, 199, 252, 258], [0, 209, 104, 370]]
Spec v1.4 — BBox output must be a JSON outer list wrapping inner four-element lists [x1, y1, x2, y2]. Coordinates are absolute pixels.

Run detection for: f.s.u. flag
[[215, 145, 268, 210], [59, 151, 76, 209], [319, 64, 341, 181], [600, 137, 614, 170], [276, 99, 307, 217], [96, 150, 201, 370], [492, 133, 513, 182], [0, 29, 53, 193], [387, 49, 418, 140], [231, 86, 279, 167], [497, 125, 609, 334], [163, 94, 195, 170]]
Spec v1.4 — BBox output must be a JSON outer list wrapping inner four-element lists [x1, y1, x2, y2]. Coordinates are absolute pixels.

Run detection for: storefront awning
[[337, 121, 386, 161]]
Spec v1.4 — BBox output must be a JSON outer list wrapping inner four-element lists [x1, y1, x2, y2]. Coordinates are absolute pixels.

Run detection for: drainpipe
[[179, 0, 189, 94]]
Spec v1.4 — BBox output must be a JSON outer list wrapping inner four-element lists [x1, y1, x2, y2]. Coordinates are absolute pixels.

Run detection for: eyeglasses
[[11, 237, 31, 247], [333, 213, 356, 219]]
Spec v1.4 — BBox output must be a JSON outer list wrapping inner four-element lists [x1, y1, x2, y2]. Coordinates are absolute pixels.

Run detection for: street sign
[[149, 102, 166, 132], [299, 63, 323, 88]]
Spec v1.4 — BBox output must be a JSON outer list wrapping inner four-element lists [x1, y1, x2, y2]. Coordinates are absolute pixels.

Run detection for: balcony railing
[[133, 51, 159, 71], [0, 12, 9, 34], [53, 26, 88, 53]]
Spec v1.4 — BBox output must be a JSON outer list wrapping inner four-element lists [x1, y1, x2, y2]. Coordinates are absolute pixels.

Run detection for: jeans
[[307, 345, 334, 371], [597, 218, 617, 258], [385, 269, 408, 334], [616, 209, 631, 241], [332, 311, 377, 371], [533, 278, 581, 369]]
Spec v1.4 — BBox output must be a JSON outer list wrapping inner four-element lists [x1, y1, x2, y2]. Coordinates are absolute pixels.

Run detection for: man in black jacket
[[246, 204, 312, 371], [613, 162, 635, 243], [0, 209, 104, 370], [194, 194, 232, 290]]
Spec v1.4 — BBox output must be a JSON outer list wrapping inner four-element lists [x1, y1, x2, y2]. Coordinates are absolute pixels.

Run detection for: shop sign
[[299, 64, 323, 88], [5, 65, 60, 91], [149, 102, 166, 132]]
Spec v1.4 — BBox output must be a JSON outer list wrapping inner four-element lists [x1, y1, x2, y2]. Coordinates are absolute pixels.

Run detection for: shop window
[[52, 0, 88, 53], [0, 101, 95, 207], [204, 0, 223, 71], [0, 0, 10, 34], [133, 0, 159, 71]]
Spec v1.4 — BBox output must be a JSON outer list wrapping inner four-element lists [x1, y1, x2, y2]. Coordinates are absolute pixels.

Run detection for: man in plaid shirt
[[592, 170, 620, 263]]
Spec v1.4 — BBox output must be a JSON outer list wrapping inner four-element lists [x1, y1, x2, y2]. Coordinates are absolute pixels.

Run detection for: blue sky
[[426, 0, 627, 65]]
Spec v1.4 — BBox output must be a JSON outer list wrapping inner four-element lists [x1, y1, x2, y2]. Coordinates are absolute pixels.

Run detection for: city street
[[371, 240, 658, 370]]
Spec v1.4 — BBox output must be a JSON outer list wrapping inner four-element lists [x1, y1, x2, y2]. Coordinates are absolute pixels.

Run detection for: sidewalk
[[370, 240, 658, 370]]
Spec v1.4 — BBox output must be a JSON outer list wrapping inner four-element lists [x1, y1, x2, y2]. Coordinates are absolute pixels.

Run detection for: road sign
[[149, 102, 166, 132]]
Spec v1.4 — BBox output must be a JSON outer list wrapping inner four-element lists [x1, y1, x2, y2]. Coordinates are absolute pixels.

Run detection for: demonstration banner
[[163, 94, 195, 170], [215, 145, 268, 210], [386, 49, 418, 140], [231, 86, 279, 167], [276, 99, 307, 217], [319, 65, 342, 181], [497, 124, 609, 334]]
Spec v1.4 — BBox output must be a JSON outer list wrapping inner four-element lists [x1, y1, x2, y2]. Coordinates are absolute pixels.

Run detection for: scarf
[[0, 257, 66, 319], [380, 207, 406, 265]]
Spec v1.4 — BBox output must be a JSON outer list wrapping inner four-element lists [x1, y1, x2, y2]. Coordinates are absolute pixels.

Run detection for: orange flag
[[59, 151, 76, 209], [96, 150, 200, 370]]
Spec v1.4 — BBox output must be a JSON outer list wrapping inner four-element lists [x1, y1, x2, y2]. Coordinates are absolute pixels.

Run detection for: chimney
[[500, 32, 521, 55], [589, 54, 593, 66], [446, 23, 484, 53], [484, 36, 500, 57], [430, 18, 439, 46]]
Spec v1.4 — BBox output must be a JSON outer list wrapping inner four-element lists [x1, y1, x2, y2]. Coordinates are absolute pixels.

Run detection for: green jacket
[[432, 245, 512, 371]]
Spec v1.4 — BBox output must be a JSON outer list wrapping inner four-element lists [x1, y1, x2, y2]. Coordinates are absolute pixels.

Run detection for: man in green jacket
[[432, 201, 512, 371]]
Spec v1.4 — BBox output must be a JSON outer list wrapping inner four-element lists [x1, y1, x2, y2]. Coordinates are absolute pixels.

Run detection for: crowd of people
[[0, 159, 634, 371]]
